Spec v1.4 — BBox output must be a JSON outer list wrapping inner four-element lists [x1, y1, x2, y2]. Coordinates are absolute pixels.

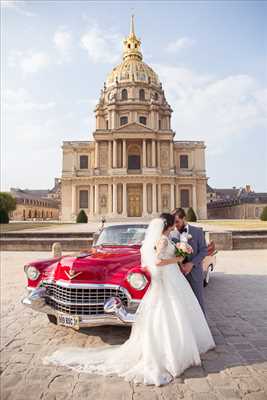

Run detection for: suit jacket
[[170, 225, 207, 273]]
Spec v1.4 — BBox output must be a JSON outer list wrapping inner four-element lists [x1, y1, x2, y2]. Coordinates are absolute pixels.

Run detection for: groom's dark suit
[[171, 225, 208, 315]]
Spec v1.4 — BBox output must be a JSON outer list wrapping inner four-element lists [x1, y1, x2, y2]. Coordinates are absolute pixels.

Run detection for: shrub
[[0, 192, 16, 213], [76, 210, 88, 223], [260, 206, 267, 221], [187, 207, 197, 222], [0, 209, 9, 224]]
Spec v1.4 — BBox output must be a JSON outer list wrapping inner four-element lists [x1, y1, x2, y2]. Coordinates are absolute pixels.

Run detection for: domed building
[[61, 17, 207, 221]]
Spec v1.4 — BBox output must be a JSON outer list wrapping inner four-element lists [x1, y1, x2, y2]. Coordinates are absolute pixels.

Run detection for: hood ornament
[[65, 269, 82, 280]]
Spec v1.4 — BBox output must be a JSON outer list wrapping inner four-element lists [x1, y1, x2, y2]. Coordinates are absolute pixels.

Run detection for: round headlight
[[25, 265, 40, 281], [127, 272, 148, 290]]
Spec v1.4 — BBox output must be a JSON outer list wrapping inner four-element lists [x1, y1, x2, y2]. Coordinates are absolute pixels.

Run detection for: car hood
[[49, 246, 141, 285]]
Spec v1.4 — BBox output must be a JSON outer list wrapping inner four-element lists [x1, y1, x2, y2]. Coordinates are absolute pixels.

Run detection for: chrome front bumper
[[22, 286, 138, 328]]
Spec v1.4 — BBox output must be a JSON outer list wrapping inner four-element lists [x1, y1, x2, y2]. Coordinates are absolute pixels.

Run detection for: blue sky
[[1, 0, 267, 191]]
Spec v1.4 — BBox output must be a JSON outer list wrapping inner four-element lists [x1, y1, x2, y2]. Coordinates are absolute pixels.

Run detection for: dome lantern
[[106, 15, 160, 88], [123, 15, 142, 61]]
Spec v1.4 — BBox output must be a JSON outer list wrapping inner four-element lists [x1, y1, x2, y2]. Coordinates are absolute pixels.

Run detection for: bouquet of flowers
[[175, 242, 193, 260]]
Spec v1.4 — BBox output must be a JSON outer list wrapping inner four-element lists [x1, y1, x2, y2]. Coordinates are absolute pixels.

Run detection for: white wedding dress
[[44, 219, 215, 386]]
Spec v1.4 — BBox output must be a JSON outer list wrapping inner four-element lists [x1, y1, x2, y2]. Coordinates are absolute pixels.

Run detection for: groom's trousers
[[186, 267, 206, 316]]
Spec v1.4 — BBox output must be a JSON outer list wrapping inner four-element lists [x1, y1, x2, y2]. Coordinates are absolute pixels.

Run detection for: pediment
[[116, 122, 155, 133]]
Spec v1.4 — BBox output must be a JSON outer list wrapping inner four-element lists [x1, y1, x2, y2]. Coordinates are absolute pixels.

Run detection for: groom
[[170, 208, 208, 315]]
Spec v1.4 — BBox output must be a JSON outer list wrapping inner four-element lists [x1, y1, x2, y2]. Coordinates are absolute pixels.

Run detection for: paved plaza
[[1, 250, 267, 400]]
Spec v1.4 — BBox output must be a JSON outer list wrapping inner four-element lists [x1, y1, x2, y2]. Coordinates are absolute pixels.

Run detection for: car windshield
[[96, 226, 147, 246]]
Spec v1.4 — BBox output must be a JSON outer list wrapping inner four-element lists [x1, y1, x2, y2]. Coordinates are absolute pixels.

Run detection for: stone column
[[108, 184, 112, 215], [176, 183, 180, 208], [170, 184, 175, 211], [112, 183, 117, 215], [122, 182, 127, 216], [143, 183, 147, 216], [192, 184, 197, 213], [152, 140, 156, 168], [113, 140, 117, 168], [170, 141, 174, 169], [157, 141, 161, 168], [95, 141, 99, 169], [89, 185, 94, 216], [122, 140, 127, 169], [142, 139, 146, 168], [71, 184, 76, 215], [158, 184, 162, 212], [94, 184, 99, 215], [152, 183, 157, 214], [108, 141, 112, 169]]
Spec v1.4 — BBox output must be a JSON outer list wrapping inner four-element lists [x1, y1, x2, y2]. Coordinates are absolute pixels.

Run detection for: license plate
[[57, 313, 80, 329]]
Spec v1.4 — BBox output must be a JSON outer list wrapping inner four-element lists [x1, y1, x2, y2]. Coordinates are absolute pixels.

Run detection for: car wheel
[[47, 314, 57, 325], [203, 265, 212, 287]]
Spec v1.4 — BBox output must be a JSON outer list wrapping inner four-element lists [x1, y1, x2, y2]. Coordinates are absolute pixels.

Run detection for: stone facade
[[61, 17, 207, 222], [207, 185, 267, 219], [9, 188, 59, 221]]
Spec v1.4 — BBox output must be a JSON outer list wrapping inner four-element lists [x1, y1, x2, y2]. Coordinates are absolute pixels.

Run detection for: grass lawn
[[199, 219, 267, 230]]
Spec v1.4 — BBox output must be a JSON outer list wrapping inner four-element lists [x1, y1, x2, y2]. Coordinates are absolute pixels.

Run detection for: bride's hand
[[176, 256, 184, 263]]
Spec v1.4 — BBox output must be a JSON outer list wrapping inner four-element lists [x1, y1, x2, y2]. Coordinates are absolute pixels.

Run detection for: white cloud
[[80, 25, 122, 64], [9, 50, 50, 73], [1, 0, 36, 16], [3, 88, 56, 112], [166, 37, 195, 53], [154, 64, 267, 153], [53, 28, 73, 53]]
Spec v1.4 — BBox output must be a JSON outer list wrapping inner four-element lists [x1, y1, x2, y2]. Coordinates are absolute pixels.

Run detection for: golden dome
[[106, 16, 160, 88]]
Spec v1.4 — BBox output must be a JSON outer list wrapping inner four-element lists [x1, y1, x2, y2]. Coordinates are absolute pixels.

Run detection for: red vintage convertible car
[[22, 224, 216, 330]]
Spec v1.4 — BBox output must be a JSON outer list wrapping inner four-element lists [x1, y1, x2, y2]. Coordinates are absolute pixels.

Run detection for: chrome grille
[[42, 282, 129, 316]]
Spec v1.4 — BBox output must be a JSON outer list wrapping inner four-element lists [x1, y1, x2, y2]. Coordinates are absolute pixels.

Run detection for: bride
[[44, 214, 215, 386]]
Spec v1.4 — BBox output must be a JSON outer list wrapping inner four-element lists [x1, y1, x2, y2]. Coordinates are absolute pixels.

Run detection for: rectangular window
[[120, 116, 128, 126], [79, 190, 88, 208], [106, 120, 109, 130], [180, 155, 189, 169], [159, 120, 161, 130], [128, 155, 140, 169], [181, 189, 190, 208], [80, 155, 88, 169], [139, 116, 147, 125]]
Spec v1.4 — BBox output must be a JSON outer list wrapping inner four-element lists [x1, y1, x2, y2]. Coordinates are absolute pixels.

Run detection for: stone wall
[[208, 203, 267, 219]]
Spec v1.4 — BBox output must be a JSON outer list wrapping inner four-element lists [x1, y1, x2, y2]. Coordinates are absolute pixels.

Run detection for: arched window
[[154, 92, 158, 100], [120, 116, 128, 126], [121, 89, 128, 100], [139, 116, 147, 125], [139, 89, 145, 101]]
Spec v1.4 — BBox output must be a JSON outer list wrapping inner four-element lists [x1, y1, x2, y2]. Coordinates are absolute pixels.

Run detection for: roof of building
[[106, 15, 160, 88], [10, 188, 59, 207]]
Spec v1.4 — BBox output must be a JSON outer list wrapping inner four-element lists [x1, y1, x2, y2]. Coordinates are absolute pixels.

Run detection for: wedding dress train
[[44, 219, 215, 386]]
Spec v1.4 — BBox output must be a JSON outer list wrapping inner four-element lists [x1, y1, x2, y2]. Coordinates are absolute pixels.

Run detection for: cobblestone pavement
[[1, 250, 267, 400]]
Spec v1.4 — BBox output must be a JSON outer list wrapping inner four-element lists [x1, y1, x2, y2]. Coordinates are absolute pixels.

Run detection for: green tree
[[187, 207, 197, 222], [0, 209, 9, 223], [0, 192, 16, 213], [260, 206, 267, 221], [76, 209, 88, 223]]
